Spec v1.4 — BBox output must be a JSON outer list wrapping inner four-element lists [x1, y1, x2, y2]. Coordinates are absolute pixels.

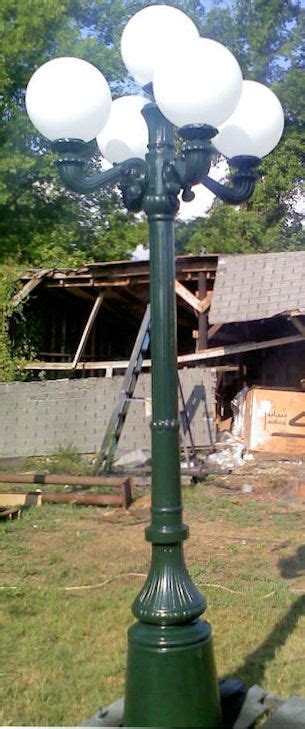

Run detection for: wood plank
[[199, 291, 212, 314], [65, 287, 96, 302], [24, 357, 151, 370], [66, 281, 130, 288], [11, 269, 50, 308], [72, 293, 104, 369], [49, 280, 129, 288], [175, 280, 202, 313], [175, 280, 212, 314], [24, 333, 304, 371], [197, 272, 208, 350], [289, 316, 305, 337], [207, 323, 224, 340], [177, 334, 304, 362]]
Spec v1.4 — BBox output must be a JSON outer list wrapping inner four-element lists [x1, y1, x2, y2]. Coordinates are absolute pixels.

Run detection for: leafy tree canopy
[[176, 0, 305, 255], [0, 0, 151, 266]]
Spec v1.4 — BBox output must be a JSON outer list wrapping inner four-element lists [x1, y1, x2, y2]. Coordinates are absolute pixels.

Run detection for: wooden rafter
[[11, 269, 50, 308], [64, 287, 96, 302], [175, 280, 212, 314]]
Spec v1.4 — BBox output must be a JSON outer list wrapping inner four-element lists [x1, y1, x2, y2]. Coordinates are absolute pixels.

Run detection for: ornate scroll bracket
[[53, 139, 148, 208], [202, 155, 260, 204], [163, 124, 217, 205]]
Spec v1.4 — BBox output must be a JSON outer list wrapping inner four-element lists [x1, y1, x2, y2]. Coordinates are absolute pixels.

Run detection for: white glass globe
[[96, 95, 149, 163], [121, 5, 199, 85], [153, 37, 243, 128], [213, 80, 285, 158], [25, 57, 112, 142]]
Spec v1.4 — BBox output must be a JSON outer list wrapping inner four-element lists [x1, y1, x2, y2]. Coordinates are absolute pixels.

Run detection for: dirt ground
[[3, 450, 304, 589], [2, 452, 305, 578], [208, 451, 305, 500]]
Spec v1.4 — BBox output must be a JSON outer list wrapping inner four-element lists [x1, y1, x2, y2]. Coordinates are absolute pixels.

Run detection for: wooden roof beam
[[175, 280, 212, 315], [64, 287, 96, 302], [11, 269, 50, 308]]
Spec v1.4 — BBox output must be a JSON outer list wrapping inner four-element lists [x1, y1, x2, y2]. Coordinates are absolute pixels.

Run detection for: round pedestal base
[[124, 619, 222, 728]]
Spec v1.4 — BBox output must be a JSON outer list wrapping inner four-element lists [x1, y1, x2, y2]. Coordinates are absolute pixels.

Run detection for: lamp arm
[[201, 155, 260, 205], [201, 174, 256, 204], [58, 158, 148, 195], [53, 139, 148, 203]]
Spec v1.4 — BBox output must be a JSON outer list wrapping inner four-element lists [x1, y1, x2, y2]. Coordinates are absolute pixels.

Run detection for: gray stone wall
[[0, 367, 216, 458]]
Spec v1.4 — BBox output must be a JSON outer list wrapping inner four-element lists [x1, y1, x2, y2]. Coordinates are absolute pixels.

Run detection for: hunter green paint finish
[[124, 103, 221, 727], [124, 621, 221, 728], [132, 543, 206, 624], [54, 101, 260, 727]]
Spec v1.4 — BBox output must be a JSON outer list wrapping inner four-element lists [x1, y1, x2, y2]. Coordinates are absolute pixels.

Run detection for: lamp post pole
[[123, 103, 221, 727]]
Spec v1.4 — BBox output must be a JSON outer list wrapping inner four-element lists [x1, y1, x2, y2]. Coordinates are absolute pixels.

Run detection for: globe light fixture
[[214, 80, 285, 158], [96, 95, 149, 163], [121, 5, 199, 85], [153, 37, 243, 128], [25, 6, 284, 727], [25, 57, 112, 142]]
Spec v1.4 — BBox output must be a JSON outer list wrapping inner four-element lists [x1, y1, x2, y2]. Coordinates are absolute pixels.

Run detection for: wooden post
[[196, 272, 208, 351], [90, 316, 97, 377], [72, 292, 104, 369], [61, 309, 67, 361]]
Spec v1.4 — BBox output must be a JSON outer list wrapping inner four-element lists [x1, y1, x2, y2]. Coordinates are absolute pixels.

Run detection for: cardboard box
[[244, 387, 305, 455]]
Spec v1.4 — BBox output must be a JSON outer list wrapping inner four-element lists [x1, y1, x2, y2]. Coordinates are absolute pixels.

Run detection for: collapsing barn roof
[[209, 251, 305, 324], [11, 251, 305, 376]]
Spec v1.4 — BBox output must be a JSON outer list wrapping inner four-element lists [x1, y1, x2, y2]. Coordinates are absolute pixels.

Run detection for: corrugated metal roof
[[209, 251, 305, 324]]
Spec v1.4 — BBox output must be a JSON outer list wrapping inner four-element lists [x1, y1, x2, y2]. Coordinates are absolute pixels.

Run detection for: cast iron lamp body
[[54, 103, 259, 728]]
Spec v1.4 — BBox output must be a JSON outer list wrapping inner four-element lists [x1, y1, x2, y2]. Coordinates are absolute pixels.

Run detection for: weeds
[[26, 445, 93, 476]]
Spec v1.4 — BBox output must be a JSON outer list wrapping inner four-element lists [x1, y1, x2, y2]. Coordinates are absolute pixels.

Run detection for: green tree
[[177, 0, 304, 254], [0, 0, 303, 267], [0, 0, 152, 267]]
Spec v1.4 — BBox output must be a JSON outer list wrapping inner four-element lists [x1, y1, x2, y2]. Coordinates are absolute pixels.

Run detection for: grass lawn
[[0, 471, 305, 726]]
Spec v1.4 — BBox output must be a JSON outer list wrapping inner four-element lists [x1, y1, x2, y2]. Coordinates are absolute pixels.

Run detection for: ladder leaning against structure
[[94, 305, 151, 473], [94, 304, 196, 474]]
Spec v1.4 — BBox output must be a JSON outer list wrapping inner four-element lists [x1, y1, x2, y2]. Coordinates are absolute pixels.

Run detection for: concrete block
[[262, 696, 305, 728], [233, 685, 267, 728]]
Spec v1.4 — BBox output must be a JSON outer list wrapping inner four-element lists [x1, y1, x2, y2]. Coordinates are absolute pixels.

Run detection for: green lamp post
[[25, 6, 284, 727]]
